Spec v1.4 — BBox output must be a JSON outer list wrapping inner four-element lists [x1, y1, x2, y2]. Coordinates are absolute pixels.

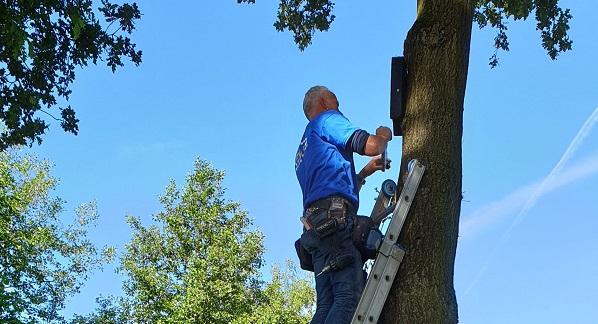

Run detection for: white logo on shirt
[[295, 137, 308, 171]]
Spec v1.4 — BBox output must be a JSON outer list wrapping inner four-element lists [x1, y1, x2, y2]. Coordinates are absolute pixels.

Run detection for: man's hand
[[359, 155, 391, 178], [375, 126, 393, 142]]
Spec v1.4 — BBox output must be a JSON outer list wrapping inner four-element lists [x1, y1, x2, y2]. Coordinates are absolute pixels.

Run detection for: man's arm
[[348, 126, 393, 191], [356, 155, 391, 192], [363, 126, 392, 156], [348, 126, 392, 156]]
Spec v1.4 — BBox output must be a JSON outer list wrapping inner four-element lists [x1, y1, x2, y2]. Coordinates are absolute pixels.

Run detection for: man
[[295, 85, 392, 323]]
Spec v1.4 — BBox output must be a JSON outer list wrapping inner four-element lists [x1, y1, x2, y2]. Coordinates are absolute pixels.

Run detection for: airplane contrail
[[463, 105, 598, 297], [459, 154, 598, 237], [517, 106, 598, 219]]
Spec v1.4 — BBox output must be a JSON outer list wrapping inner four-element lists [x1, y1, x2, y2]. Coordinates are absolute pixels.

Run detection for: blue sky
[[26, 1, 597, 322]]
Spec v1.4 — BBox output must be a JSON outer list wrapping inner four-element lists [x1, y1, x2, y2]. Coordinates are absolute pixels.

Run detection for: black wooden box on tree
[[390, 56, 407, 136]]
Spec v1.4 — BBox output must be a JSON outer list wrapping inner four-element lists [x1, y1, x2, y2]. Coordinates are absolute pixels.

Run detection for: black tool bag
[[295, 238, 314, 272], [352, 215, 383, 262]]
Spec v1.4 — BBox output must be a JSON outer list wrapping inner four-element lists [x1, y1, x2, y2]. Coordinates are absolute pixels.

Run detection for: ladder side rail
[[351, 160, 425, 324], [383, 162, 425, 247], [352, 243, 405, 324]]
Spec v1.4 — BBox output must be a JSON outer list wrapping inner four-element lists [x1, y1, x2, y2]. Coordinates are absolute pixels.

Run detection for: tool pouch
[[327, 197, 348, 231], [307, 198, 347, 239], [352, 215, 383, 261], [314, 218, 337, 237], [295, 238, 314, 272]]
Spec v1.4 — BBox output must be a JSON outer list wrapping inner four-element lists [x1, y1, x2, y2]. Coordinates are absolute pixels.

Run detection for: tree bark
[[380, 1, 472, 323]]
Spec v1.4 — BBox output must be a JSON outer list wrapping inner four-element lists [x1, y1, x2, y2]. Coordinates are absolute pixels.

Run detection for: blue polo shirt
[[295, 110, 360, 210]]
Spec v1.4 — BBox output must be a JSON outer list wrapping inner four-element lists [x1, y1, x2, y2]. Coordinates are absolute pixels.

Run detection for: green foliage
[[0, 1, 142, 149], [70, 296, 128, 324], [238, 0, 335, 51], [240, 0, 572, 65], [234, 261, 314, 324], [118, 158, 265, 323], [0, 151, 113, 323], [273, 0, 335, 51], [473, 0, 573, 67], [72, 157, 314, 324], [74, 266, 314, 324]]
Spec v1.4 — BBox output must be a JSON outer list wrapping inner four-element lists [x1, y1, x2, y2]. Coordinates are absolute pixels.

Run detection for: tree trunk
[[380, 1, 472, 323]]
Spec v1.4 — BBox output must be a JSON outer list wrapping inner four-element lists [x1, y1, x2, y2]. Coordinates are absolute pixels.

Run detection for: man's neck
[[310, 108, 337, 121]]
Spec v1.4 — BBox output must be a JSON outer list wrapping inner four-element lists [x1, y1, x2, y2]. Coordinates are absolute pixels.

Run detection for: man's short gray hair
[[303, 85, 329, 117]]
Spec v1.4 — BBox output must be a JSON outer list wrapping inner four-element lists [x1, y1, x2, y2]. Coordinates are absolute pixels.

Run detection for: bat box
[[390, 56, 407, 136]]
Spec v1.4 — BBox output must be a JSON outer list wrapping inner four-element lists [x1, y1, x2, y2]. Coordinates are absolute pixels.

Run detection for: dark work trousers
[[301, 209, 365, 324]]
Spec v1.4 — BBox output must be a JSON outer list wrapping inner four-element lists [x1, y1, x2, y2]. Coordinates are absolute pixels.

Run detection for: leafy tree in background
[[0, 0, 142, 150], [0, 151, 113, 323], [234, 262, 314, 324], [70, 296, 130, 324], [74, 158, 314, 324], [73, 264, 314, 324], [238, 0, 572, 322], [118, 158, 265, 323]]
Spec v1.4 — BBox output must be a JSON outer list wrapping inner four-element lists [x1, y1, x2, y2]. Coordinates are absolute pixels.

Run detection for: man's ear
[[319, 96, 328, 110]]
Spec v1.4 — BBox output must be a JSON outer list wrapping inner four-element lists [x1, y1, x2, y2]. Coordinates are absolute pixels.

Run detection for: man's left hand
[[360, 155, 391, 178]]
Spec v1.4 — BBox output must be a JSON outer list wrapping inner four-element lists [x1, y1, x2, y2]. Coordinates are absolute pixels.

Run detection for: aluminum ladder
[[351, 159, 426, 324]]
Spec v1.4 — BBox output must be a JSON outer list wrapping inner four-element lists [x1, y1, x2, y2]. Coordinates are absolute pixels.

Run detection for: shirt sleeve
[[320, 112, 360, 149], [348, 129, 369, 154]]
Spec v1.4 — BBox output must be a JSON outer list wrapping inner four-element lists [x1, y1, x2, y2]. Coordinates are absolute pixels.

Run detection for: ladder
[[351, 159, 426, 324]]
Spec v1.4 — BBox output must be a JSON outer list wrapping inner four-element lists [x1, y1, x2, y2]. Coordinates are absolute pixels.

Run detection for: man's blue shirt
[[295, 110, 360, 210]]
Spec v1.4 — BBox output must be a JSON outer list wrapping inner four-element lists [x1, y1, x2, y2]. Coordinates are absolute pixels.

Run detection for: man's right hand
[[376, 126, 393, 142]]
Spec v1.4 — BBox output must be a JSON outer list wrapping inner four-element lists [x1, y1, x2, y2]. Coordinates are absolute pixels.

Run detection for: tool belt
[[295, 196, 380, 272], [304, 196, 354, 237], [295, 196, 353, 272]]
